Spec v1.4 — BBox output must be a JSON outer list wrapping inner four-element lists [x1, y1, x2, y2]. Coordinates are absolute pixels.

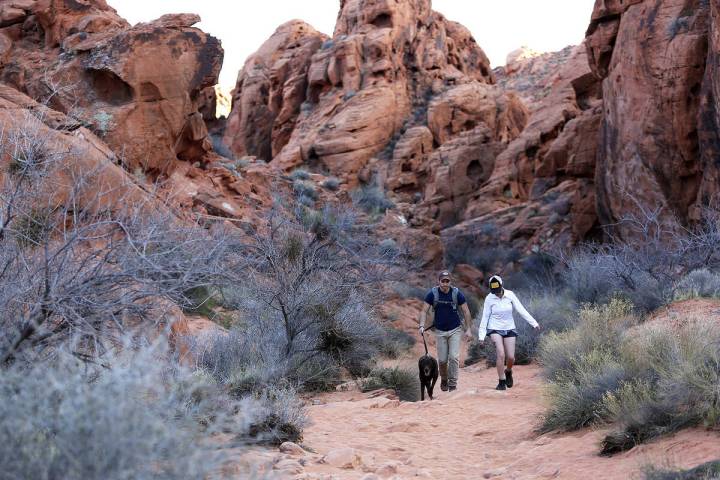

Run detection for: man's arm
[[460, 303, 472, 331], [419, 304, 432, 333]]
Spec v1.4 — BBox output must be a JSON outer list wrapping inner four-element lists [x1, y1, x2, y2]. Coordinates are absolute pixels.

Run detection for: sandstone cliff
[[586, 0, 720, 236]]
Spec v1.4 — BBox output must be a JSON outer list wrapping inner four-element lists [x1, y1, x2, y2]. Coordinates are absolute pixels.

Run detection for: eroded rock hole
[[88, 69, 133, 106], [371, 13, 393, 28], [467, 159, 484, 183]]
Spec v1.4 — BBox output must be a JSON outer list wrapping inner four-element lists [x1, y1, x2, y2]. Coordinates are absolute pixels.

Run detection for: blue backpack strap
[[431, 286, 439, 309], [452, 287, 458, 311]]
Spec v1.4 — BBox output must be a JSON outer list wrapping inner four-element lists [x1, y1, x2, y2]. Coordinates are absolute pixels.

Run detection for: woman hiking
[[477, 275, 540, 390]]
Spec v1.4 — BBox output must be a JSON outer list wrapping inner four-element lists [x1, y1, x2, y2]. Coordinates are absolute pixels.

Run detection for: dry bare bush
[[0, 114, 240, 364], [198, 205, 401, 393], [562, 205, 720, 313]]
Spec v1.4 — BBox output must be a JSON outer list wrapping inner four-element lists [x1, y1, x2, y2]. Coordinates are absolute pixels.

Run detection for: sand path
[[284, 363, 719, 480]]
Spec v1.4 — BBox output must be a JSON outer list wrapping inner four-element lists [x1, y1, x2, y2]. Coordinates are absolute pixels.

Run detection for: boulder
[[0, 1, 223, 175], [321, 447, 363, 469]]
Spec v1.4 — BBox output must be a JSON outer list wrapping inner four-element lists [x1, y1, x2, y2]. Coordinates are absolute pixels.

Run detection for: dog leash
[[421, 324, 435, 355]]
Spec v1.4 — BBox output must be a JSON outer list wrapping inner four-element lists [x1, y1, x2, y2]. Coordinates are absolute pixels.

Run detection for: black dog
[[418, 354, 439, 400]]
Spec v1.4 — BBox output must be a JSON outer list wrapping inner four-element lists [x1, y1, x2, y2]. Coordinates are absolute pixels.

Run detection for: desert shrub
[[600, 320, 720, 454], [392, 282, 427, 301], [564, 209, 720, 314], [246, 386, 308, 445], [540, 349, 627, 432], [0, 342, 243, 480], [293, 179, 318, 201], [643, 460, 720, 480], [322, 177, 341, 191], [361, 366, 420, 402], [539, 299, 634, 381], [290, 168, 311, 181], [444, 237, 505, 272], [674, 269, 720, 300], [211, 134, 234, 159], [505, 252, 560, 292], [376, 326, 416, 359], [538, 299, 636, 431], [351, 185, 395, 215], [199, 206, 398, 393]]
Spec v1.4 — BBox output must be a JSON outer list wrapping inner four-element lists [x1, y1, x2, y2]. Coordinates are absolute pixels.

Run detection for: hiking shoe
[[505, 369, 514, 388], [495, 379, 507, 391], [448, 386, 457, 392], [440, 378, 448, 391]]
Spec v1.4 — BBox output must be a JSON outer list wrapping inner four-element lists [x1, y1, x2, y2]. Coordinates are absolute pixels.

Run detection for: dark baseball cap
[[438, 270, 451, 280]]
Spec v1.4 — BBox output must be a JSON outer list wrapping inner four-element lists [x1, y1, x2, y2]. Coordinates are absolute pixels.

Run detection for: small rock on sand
[[273, 458, 304, 474], [321, 447, 363, 469], [374, 461, 401, 478], [279, 441, 306, 456]]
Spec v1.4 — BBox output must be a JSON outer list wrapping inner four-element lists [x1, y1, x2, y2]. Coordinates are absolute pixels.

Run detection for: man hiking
[[418, 270, 473, 392]]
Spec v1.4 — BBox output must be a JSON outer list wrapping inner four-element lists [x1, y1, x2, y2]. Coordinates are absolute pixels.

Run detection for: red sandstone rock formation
[[0, 0, 222, 176], [494, 45, 577, 111], [586, 0, 720, 236], [440, 43, 603, 259], [224, 0, 513, 189]]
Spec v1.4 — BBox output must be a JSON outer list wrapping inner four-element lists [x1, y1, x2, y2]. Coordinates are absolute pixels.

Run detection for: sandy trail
[[235, 299, 720, 479], [287, 363, 719, 480]]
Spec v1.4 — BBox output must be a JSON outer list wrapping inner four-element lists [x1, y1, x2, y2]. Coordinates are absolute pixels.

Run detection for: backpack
[[431, 286, 459, 319]]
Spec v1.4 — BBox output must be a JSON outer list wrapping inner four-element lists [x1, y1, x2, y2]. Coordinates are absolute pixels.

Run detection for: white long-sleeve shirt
[[478, 290, 538, 339]]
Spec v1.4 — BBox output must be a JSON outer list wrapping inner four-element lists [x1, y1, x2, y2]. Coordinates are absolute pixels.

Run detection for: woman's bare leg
[[490, 334, 506, 379], [503, 336, 516, 371]]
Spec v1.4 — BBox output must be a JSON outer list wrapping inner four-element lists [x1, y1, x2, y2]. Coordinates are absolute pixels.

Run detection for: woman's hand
[[464, 329, 473, 341]]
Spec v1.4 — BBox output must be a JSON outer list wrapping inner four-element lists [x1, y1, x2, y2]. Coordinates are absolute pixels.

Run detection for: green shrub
[[600, 320, 720, 454], [322, 177, 341, 191], [361, 367, 420, 402], [540, 348, 626, 432], [643, 460, 720, 480], [674, 269, 720, 300], [290, 169, 311, 181], [377, 326, 416, 359], [13, 209, 52, 248], [538, 299, 636, 432], [293, 179, 318, 201], [351, 185, 395, 215]]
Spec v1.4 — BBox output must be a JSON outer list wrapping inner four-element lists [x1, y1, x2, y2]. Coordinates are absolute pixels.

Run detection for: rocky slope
[[0, 0, 284, 229]]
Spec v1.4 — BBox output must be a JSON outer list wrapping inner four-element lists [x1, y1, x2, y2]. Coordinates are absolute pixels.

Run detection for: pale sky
[[110, 1, 595, 89]]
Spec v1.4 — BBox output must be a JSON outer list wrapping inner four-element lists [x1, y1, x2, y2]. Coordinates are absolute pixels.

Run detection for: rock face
[[495, 45, 577, 111], [0, 0, 223, 175], [586, 0, 720, 236], [224, 0, 521, 189], [441, 43, 603, 259], [223, 20, 327, 161]]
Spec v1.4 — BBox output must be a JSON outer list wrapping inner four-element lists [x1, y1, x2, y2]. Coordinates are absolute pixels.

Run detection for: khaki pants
[[435, 326, 462, 387]]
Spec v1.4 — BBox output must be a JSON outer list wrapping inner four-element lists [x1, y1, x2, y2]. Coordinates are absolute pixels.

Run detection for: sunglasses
[[440, 278, 451, 284]]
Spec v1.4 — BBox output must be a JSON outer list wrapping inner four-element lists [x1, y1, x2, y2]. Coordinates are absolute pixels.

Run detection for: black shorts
[[487, 329, 518, 338]]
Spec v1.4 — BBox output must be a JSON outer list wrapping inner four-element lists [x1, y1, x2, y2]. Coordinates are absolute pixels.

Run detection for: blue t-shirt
[[425, 288, 466, 331]]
